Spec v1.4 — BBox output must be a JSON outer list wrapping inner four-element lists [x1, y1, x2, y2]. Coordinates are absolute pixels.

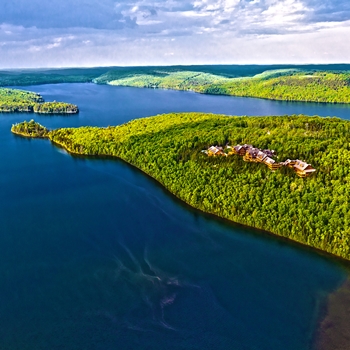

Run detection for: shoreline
[[0, 87, 79, 114], [46, 136, 350, 266], [4, 80, 350, 105], [14, 123, 350, 349], [107, 83, 350, 105], [11, 130, 47, 138], [314, 278, 350, 350]]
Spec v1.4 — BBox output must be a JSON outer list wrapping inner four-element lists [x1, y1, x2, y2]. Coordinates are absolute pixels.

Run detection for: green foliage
[[1, 66, 350, 104], [0, 88, 43, 112], [0, 74, 91, 86], [24, 112, 350, 260], [11, 120, 49, 138], [91, 64, 350, 84], [108, 71, 229, 90], [206, 72, 350, 103], [34, 102, 79, 114], [93, 68, 169, 84], [0, 88, 43, 102], [0, 67, 111, 86], [252, 69, 302, 80], [0, 88, 78, 114], [103, 69, 350, 104]]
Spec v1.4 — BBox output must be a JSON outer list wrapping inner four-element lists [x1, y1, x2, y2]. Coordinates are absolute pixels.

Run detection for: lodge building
[[203, 144, 316, 177]]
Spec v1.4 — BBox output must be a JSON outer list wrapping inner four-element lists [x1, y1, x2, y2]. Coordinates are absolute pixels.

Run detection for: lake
[[0, 83, 349, 350]]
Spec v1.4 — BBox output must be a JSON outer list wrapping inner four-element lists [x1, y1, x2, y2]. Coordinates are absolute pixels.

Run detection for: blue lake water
[[1, 83, 350, 350]]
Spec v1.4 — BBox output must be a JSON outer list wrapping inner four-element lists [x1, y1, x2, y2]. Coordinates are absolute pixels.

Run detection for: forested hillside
[[107, 71, 229, 90], [0, 88, 43, 112], [1, 66, 350, 104], [0, 88, 78, 114], [12, 113, 350, 260], [107, 70, 350, 104], [204, 72, 350, 103]]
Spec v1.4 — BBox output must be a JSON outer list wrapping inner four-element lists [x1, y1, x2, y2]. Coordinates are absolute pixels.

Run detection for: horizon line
[[1, 62, 350, 71]]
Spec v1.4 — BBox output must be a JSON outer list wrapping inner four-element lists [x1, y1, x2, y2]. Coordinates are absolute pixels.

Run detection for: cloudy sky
[[0, 0, 349, 68]]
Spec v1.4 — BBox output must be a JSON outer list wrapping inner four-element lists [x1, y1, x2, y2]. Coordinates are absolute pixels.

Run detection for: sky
[[0, 0, 349, 68]]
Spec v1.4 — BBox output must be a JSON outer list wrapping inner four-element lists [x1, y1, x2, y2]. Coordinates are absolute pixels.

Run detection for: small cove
[[1, 83, 350, 349]]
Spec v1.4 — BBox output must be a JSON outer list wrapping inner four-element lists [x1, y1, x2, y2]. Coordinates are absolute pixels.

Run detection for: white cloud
[[223, 0, 240, 11], [0, 0, 349, 67], [261, 0, 309, 24]]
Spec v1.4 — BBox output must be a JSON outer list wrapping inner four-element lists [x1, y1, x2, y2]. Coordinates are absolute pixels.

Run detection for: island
[[0, 87, 79, 114], [11, 112, 350, 262], [34, 102, 79, 114], [11, 119, 49, 138]]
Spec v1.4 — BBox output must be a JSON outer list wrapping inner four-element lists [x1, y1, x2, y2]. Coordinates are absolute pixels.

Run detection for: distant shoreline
[[1, 65, 350, 104], [0, 87, 79, 115], [107, 80, 350, 106]]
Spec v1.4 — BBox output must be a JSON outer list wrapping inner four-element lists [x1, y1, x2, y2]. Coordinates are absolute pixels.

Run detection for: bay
[[0, 83, 349, 350]]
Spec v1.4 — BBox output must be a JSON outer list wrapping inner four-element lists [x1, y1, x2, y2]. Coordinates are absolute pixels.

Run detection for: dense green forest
[[204, 72, 350, 103], [11, 119, 49, 137], [0, 88, 78, 114], [108, 71, 229, 89], [5, 65, 346, 86], [0, 88, 43, 112], [107, 70, 350, 104], [105, 69, 295, 88], [0, 67, 108, 86], [1, 65, 350, 104], [13, 113, 350, 260], [34, 102, 79, 114]]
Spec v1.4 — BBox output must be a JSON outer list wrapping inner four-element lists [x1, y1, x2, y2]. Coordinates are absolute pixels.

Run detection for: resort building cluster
[[203, 144, 316, 177]]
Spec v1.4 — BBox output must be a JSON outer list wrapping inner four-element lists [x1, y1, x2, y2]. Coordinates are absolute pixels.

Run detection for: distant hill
[[1, 65, 350, 104], [1, 64, 350, 85]]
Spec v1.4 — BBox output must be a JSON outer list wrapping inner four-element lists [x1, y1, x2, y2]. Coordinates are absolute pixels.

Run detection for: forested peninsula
[[11, 113, 350, 261], [106, 70, 350, 104], [0, 88, 78, 114], [1, 65, 350, 104]]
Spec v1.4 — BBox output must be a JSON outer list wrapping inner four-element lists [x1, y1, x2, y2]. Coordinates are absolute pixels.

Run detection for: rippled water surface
[[0, 84, 349, 349]]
